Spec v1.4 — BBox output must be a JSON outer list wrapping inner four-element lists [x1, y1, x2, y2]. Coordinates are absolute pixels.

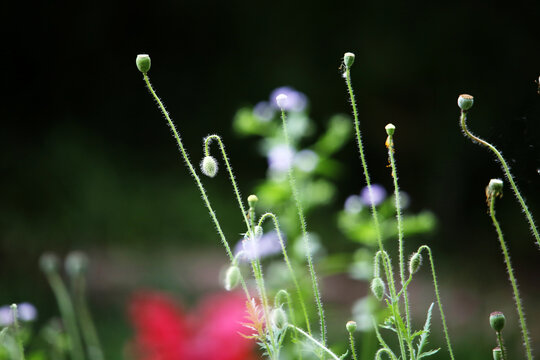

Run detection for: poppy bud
[[490, 311, 506, 332], [136, 54, 151, 73], [274, 289, 289, 307], [201, 156, 218, 177], [344, 52, 355, 68], [270, 308, 288, 331], [346, 320, 357, 333], [371, 277, 385, 301], [224, 265, 241, 291], [409, 252, 422, 275], [247, 194, 259, 208], [487, 179, 503, 198]]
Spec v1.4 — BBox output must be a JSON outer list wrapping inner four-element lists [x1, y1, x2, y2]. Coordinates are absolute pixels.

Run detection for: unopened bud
[[493, 347, 502, 360], [486, 179, 503, 199], [457, 94, 474, 111], [247, 195, 259, 207], [39, 253, 60, 274], [409, 252, 422, 275], [274, 289, 289, 307], [344, 52, 355, 68], [490, 311, 505, 332], [253, 225, 263, 240], [385, 123, 395, 136], [136, 54, 151, 73], [276, 94, 288, 109], [270, 308, 288, 330], [346, 320, 357, 333], [65, 251, 89, 277], [201, 156, 218, 177], [371, 277, 385, 301], [224, 265, 241, 291]]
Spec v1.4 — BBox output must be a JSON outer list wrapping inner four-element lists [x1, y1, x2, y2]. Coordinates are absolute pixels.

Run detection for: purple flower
[[0, 302, 37, 326], [344, 195, 363, 214], [0, 306, 13, 326], [253, 101, 275, 122], [294, 150, 319, 172], [268, 144, 294, 172], [270, 87, 307, 112], [360, 184, 387, 206], [235, 231, 285, 262]]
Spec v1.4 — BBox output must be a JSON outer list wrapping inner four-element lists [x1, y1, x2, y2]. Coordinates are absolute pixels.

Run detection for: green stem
[[460, 110, 540, 249], [496, 332, 508, 360], [282, 290, 302, 360], [10, 305, 25, 360], [279, 108, 326, 354], [417, 245, 455, 360], [375, 348, 398, 360], [288, 325, 341, 360], [141, 73, 251, 300], [489, 195, 533, 360], [348, 332, 358, 360], [258, 212, 312, 335]]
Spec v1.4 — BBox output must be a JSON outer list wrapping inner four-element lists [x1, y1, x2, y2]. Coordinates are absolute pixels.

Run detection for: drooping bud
[[270, 308, 288, 331], [247, 194, 259, 208], [457, 94, 474, 111], [371, 277, 385, 301], [346, 320, 357, 333], [274, 289, 289, 307], [224, 265, 241, 291], [276, 94, 288, 109], [409, 252, 423, 275], [39, 253, 60, 274], [343, 52, 355, 68], [490, 311, 506, 332], [486, 179, 503, 199], [136, 54, 151, 73], [385, 123, 395, 136], [492, 347, 502, 360], [200, 156, 218, 177], [65, 251, 89, 277], [253, 225, 263, 239]]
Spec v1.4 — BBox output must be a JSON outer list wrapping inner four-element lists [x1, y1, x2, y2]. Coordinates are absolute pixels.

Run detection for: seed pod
[[385, 123, 396, 136], [247, 194, 259, 207], [343, 52, 355, 68], [457, 94, 474, 111], [224, 265, 241, 291], [486, 179, 503, 198], [371, 277, 385, 301], [200, 156, 218, 178], [490, 311, 505, 332], [136, 54, 151, 73], [409, 252, 423, 275], [346, 320, 357, 333], [270, 308, 288, 331], [492, 347, 502, 360]]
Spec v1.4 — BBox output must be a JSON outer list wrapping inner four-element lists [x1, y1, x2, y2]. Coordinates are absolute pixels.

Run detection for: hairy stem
[[348, 332, 358, 360], [496, 332, 508, 360], [10, 305, 25, 360], [288, 325, 341, 360]]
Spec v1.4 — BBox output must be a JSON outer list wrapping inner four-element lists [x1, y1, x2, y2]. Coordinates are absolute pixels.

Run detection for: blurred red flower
[[128, 291, 256, 360]]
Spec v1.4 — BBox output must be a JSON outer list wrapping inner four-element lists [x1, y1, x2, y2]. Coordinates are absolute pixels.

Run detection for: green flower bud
[[490, 311, 505, 332], [274, 289, 289, 307], [247, 194, 259, 207], [344, 52, 355, 68], [65, 251, 89, 277], [409, 252, 422, 275], [39, 253, 60, 274], [346, 320, 357, 333], [492, 347, 502, 360], [136, 54, 151, 73], [270, 308, 288, 331], [486, 179, 503, 199], [371, 277, 385, 301], [224, 265, 241, 291], [385, 123, 395, 136], [457, 94, 474, 111], [254, 225, 263, 239], [200, 156, 218, 177]]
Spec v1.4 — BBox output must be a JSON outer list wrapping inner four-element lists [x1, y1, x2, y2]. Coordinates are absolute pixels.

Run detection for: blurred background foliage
[[2, 0, 540, 358]]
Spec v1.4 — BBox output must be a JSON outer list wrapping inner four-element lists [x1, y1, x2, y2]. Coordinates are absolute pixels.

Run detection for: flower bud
[[136, 54, 151, 73], [346, 320, 357, 333], [385, 123, 395, 136], [39, 253, 60, 274], [344, 52, 355, 68], [247, 194, 259, 208], [276, 94, 288, 109], [274, 289, 289, 307], [492, 347, 502, 360], [65, 251, 89, 277], [490, 311, 505, 332], [253, 225, 263, 239], [224, 265, 241, 291], [270, 307, 288, 330], [409, 252, 422, 275], [486, 179, 503, 198], [457, 94, 474, 111], [371, 277, 385, 301], [200, 156, 218, 177]]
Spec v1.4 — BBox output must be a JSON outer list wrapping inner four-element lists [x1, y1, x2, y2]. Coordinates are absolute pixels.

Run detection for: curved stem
[[460, 110, 540, 249], [489, 195, 533, 360], [141, 73, 251, 300], [288, 325, 341, 360], [417, 245, 455, 360], [280, 108, 326, 354], [375, 348, 398, 360], [258, 212, 312, 335]]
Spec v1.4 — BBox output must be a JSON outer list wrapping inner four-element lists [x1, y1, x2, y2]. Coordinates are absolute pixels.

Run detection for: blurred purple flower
[[268, 144, 294, 172], [0, 306, 12, 326], [344, 195, 363, 214], [294, 150, 318, 172], [270, 87, 307, 112], [253, 101, 275, 122], [360, 184, 387, 206], [0, 302, 37, 326], [235, 231, 285, 262]]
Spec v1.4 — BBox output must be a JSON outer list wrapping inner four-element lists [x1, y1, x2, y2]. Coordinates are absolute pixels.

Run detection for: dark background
[[3, 0, 539, 358]]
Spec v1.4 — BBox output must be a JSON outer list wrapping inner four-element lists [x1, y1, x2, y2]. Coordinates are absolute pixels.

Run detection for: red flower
[[129, 291, 256, 360]]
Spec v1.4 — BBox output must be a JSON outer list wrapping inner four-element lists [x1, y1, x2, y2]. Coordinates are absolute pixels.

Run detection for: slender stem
[[280, 108, 326, 353], [460, 110, 540, 249], [417, 245, 455, 360], [258, 212, 312, 335], [348, 332, 358, 360], [288, 325, 341, 360], [375, 348, 398, 360], [10, 305, 25, 360], [489, 195, 533, 360], [496, 332, 508, 360], [141, 73, 251, 300], [282, 290, 302, 360]]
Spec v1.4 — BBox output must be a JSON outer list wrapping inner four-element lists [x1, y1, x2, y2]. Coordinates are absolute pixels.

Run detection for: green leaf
[[418, 348, 440, 359], [416, 303, 434, 357]]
